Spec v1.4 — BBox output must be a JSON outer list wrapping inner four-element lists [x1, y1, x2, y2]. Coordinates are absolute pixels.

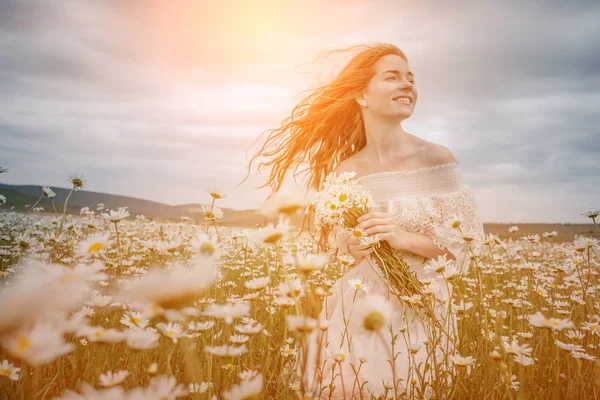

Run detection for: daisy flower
[[247, 224, 285, 246], [581, 321, 600, 336], [447, 213, 463, 229], [258, 187, 308, 218], [286, 315, 318, 334], [189, 382, 213, 393], [42, 186, 56, 198], [244, 277, 270, 291], [77, 326, 124, 344], [222, 373, 263, 400], [295, 253, 329, 274], [1, 322, 75, 366], [120, 311, 149, 329], [424, 254, 452, 274], [124, 328, 160, 350], [139, 375, 188, 399], [235, 323, 263, 335], [204, 344, 248, 357], [68, 174, 85, 191], [449, 354, 475, 367], [555, 340, 584, 352], [202, 204, 224, 220], [205, 186, 227, 199], [0, 360, 20, 381], [101, 209, 130, 223], [117, 259, 217, 310], [156, 322, 184, 344], [99, 370, 129, 387], [353, 293, 393, 333], [528, 312, 574, 331], [348, 278, 369, 293], [571, 351, 596, 361], [74, 232, 111, 259], [202, 302, 250, 325], [229, 334, 249, 344]]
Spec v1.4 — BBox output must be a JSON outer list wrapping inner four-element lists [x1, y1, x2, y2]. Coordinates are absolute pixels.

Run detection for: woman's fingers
[[348, 242, 371, 250], [348, 245, 375, 254], [348, 248, 370, 259]]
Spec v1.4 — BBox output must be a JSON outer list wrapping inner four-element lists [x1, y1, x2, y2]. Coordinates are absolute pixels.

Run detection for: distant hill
[[1, 183, 597, 241], [0, 183, 275, 228]]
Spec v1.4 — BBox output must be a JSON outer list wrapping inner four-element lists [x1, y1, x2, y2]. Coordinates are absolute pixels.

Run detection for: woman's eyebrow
[[382, 69, 414, 77]]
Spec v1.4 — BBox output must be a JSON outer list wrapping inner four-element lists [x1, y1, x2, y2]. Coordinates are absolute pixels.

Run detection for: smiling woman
[[239, 43, 413, 192], [240, 42, 487, 399]]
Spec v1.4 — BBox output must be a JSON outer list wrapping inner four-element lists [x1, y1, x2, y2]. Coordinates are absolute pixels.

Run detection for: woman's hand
[[356, 211, 410, 251], [346, 235, 375, 262]]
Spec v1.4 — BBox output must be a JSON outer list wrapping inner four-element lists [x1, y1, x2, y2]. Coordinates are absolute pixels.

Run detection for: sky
[[0, 0, 599, 223]]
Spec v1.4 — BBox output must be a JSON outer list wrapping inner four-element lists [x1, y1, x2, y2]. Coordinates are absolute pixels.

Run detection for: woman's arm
[[357, 212, 456, 261], [396, 230, 456, 261]]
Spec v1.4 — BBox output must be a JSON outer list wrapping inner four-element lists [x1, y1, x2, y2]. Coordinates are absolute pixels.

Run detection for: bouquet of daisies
[[310, 171, 425, 301]]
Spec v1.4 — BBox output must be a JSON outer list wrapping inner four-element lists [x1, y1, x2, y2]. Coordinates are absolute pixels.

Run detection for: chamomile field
[[0, 176, 599, 400]]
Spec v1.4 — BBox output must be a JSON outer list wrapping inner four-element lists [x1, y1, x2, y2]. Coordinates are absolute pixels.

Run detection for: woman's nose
[[398, 78, 413, 89]]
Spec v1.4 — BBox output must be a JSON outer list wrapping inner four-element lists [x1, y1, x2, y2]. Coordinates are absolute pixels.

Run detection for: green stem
[[5, 193, 44, 231], [57, 188, 75, 237]]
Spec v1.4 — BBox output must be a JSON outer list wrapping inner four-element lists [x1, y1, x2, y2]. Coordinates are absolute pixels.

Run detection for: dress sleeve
[[426, 186, 486, 273]]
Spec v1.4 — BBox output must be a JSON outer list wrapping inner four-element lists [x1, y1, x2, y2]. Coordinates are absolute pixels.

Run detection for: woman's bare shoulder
[[334, 139, 458, 176], [419, 141, 459, 165]]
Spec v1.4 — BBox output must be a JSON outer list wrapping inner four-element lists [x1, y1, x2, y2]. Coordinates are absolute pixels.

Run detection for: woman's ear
[[355, 93, 368, 107]]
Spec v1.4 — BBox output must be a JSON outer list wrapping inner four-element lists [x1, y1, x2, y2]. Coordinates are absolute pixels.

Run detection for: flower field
[[1, 175, 600, 399]]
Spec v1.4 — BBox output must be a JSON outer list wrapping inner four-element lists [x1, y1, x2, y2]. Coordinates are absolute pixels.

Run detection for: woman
[[242, 43, 486, 399]]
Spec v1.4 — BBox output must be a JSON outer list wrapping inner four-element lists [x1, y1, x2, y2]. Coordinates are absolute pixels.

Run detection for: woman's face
[[356, 54, 418, 119]]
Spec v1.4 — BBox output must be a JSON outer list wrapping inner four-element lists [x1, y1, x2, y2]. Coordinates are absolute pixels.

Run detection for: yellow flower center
[[279, 204, 301, 215], [363, 312, 385, 331], [264, 233, 283, 244], [88, 242, 104, 252], [16, 336, 30, 353], [200, 242, 215, 256]]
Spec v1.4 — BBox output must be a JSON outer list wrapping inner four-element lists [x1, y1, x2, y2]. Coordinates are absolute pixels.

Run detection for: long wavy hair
[[239, 42, 409, 252]]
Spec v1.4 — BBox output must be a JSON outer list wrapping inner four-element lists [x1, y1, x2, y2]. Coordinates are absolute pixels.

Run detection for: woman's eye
[[385, 76, 396, 80]]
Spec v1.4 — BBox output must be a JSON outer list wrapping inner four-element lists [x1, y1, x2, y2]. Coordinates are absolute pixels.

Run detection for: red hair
[[239, 43, 409, 251]]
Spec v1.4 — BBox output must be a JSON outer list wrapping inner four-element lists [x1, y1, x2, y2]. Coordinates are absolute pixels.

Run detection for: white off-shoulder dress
[[298, 162, 486, 399]]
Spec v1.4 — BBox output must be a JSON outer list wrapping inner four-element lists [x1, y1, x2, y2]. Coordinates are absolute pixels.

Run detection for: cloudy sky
[[1, 0, 598, 223]]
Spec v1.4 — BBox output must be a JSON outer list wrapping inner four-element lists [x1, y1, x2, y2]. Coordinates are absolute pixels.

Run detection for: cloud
[[1, 0, 599, 223]]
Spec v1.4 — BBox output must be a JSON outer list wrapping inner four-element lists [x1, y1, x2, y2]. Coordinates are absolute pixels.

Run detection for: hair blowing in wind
[[239, 43, 408, 250]]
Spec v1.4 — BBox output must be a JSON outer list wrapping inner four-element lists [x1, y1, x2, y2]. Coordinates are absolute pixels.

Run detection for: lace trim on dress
[[388, 187, 485, 274], [335, 161, 484, 273], [353, 162, 464, 199], [354, 161, 459, 182]]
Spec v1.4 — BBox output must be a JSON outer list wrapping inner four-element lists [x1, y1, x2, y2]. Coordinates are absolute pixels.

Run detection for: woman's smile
[[393, 96, 412, 105]]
